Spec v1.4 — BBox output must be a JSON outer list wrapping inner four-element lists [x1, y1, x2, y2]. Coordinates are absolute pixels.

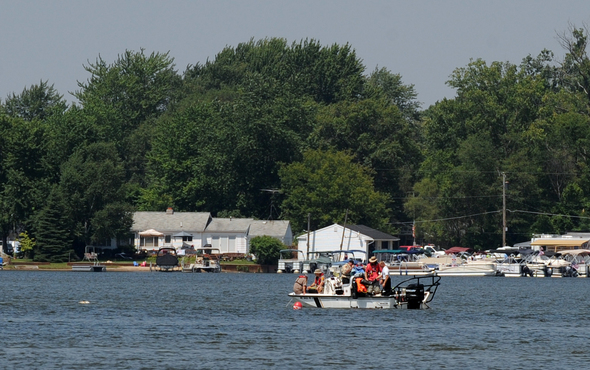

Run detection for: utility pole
[[306, 213, 311, 256], [502, 172, 507, 248], [339, 209, 349, 251]]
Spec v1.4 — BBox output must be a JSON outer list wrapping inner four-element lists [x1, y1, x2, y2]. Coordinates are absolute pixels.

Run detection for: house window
[[182, 236, 193, 242], [140, 237, 158, 248], [165, 235, 171, 243]]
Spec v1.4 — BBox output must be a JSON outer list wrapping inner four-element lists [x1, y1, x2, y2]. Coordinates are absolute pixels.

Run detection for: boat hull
[[289, 293, 428, 309]]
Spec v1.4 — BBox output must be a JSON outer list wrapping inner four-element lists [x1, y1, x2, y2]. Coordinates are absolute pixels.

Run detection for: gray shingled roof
[[132, 211, 211, 233], [344, 224, 399, 241], [206, 218, 254, 233], [249, 220, 290, 237]]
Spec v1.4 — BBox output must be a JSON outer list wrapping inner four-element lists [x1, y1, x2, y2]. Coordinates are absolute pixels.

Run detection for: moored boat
[[435, 260, 499, 277], [277, 249, 305, 273], [155, 247, 180, 271], [187, 247, 221, 273]]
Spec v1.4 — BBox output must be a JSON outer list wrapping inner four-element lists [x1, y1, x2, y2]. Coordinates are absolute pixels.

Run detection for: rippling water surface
[[1, 271, 589, 369]]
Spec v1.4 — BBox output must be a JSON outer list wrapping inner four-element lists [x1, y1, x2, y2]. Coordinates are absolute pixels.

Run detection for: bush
[[249, 236, 285, 265]]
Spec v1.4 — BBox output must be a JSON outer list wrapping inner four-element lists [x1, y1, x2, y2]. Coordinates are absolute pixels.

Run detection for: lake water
[[0, 271, 589, 369]]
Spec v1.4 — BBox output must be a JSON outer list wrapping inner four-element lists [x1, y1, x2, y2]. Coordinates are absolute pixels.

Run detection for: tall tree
[[32, 187, 72, 262], [279, 149, 391, 233], [3, 80, 67, 121]]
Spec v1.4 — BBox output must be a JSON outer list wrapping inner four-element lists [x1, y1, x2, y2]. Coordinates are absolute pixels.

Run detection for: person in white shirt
[[379, 261, 391, 296]]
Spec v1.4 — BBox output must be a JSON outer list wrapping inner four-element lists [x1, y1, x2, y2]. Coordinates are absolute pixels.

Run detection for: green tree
[[249, 235, 285, 265], [17, 231, 35, 259], [58, 142, 131, 251], [411, 54, 555, 248], [279, 149, 391, 233], [145, 74, 313, 216], [3, 80, 67, 121], [32, 187, 72, 262]]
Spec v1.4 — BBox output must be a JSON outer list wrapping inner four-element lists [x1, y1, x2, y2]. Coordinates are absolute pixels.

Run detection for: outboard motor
[[543, 266, 553, 277], [521, 265, 533, 277], [405, 283, 425, 309]]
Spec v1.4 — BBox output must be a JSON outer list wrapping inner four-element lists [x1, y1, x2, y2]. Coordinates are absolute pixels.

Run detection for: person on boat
[[293, 275, 308, 295], [308, 269, 325, 293], [340, 259, 354, 283], [379, 261, 391, 296], [364, 256, 382, 294], [352, 261, 365, 277]]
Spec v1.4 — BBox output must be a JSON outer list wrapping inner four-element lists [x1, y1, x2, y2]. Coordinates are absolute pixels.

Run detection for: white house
[[203, 217, 253, 254], [131, 208, 293, 254], [132, 208, 212, 251], [296, 223, 399, 261]]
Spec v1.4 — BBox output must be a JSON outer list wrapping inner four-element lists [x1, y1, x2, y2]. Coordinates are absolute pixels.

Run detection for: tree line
[[2, 26, 590, 261]]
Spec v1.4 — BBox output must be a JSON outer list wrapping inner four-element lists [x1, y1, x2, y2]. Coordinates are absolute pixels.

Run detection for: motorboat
[[435, 259, 500, 277], [289, 274, 441, 309], [373, 249, 435, 276], [185, 247, 221, 273], [560, 249, 590, 277], [277, 249, 305, 273], [155, 247, 180, 271], [302, 252, 333, 273]]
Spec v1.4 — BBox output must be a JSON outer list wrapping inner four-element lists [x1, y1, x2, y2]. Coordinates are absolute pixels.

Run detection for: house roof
[[344, 224, 399, 241], [132, 211, 211, 233], [206, 218, 254, 233], [249, 220, 291, 238]]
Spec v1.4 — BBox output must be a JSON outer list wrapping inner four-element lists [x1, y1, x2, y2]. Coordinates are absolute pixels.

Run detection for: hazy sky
[[1, 0, 590, 108]]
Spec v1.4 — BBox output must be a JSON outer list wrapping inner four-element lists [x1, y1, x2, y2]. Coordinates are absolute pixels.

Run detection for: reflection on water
[[0, 271, 589, 369]]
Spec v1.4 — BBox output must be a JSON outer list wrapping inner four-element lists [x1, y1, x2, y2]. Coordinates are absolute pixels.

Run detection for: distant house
[[131, 208, 293, 254], [203, 217, 253, 254], [132, 208, 212, 251], [296, 223, 400, 261]]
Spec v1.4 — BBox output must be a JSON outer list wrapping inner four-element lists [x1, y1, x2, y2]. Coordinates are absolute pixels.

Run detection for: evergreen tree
[[33, 188, 72, 262]]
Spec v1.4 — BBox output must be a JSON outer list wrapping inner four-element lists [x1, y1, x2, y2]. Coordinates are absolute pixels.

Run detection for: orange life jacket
[[355, 277, 367, 293]]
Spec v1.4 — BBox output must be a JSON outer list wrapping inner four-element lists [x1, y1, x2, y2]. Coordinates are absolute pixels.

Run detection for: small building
[[296, 223, 400, 260]]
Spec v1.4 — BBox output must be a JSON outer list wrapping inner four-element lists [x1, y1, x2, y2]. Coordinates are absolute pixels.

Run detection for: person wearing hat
[[364, 256, 382, 294], [308, 269, 325, 293]]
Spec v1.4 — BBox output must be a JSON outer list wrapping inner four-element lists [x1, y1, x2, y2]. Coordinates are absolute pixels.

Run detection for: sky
[[1, 0, 590, 108]]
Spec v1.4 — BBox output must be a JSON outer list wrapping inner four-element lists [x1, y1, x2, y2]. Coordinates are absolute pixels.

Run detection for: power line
[[393, 210, 503, 224], [393, 209, 590, 224], [509, 209, 590, 219]]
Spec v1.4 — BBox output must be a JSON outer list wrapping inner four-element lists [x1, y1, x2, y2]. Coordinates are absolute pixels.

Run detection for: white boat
[[184, 247, 221, 273], [435, 260, 499, 277], [289, 274, 441, 309], [372, 249, 435, 276], [277, 249, 305, 273]]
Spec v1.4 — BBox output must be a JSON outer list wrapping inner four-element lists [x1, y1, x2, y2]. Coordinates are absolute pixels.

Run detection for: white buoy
[[78, 301, 90, 304]]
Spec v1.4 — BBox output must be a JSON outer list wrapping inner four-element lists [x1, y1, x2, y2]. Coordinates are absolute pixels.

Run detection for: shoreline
[[1, 264, 276, 273]]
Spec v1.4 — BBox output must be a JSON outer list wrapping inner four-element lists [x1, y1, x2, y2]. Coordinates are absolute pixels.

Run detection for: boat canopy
[[560, 249, 590, 256], [139, 229, 164, 236], [530, 239, 590, 247], [444, 247, 472, 254]]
